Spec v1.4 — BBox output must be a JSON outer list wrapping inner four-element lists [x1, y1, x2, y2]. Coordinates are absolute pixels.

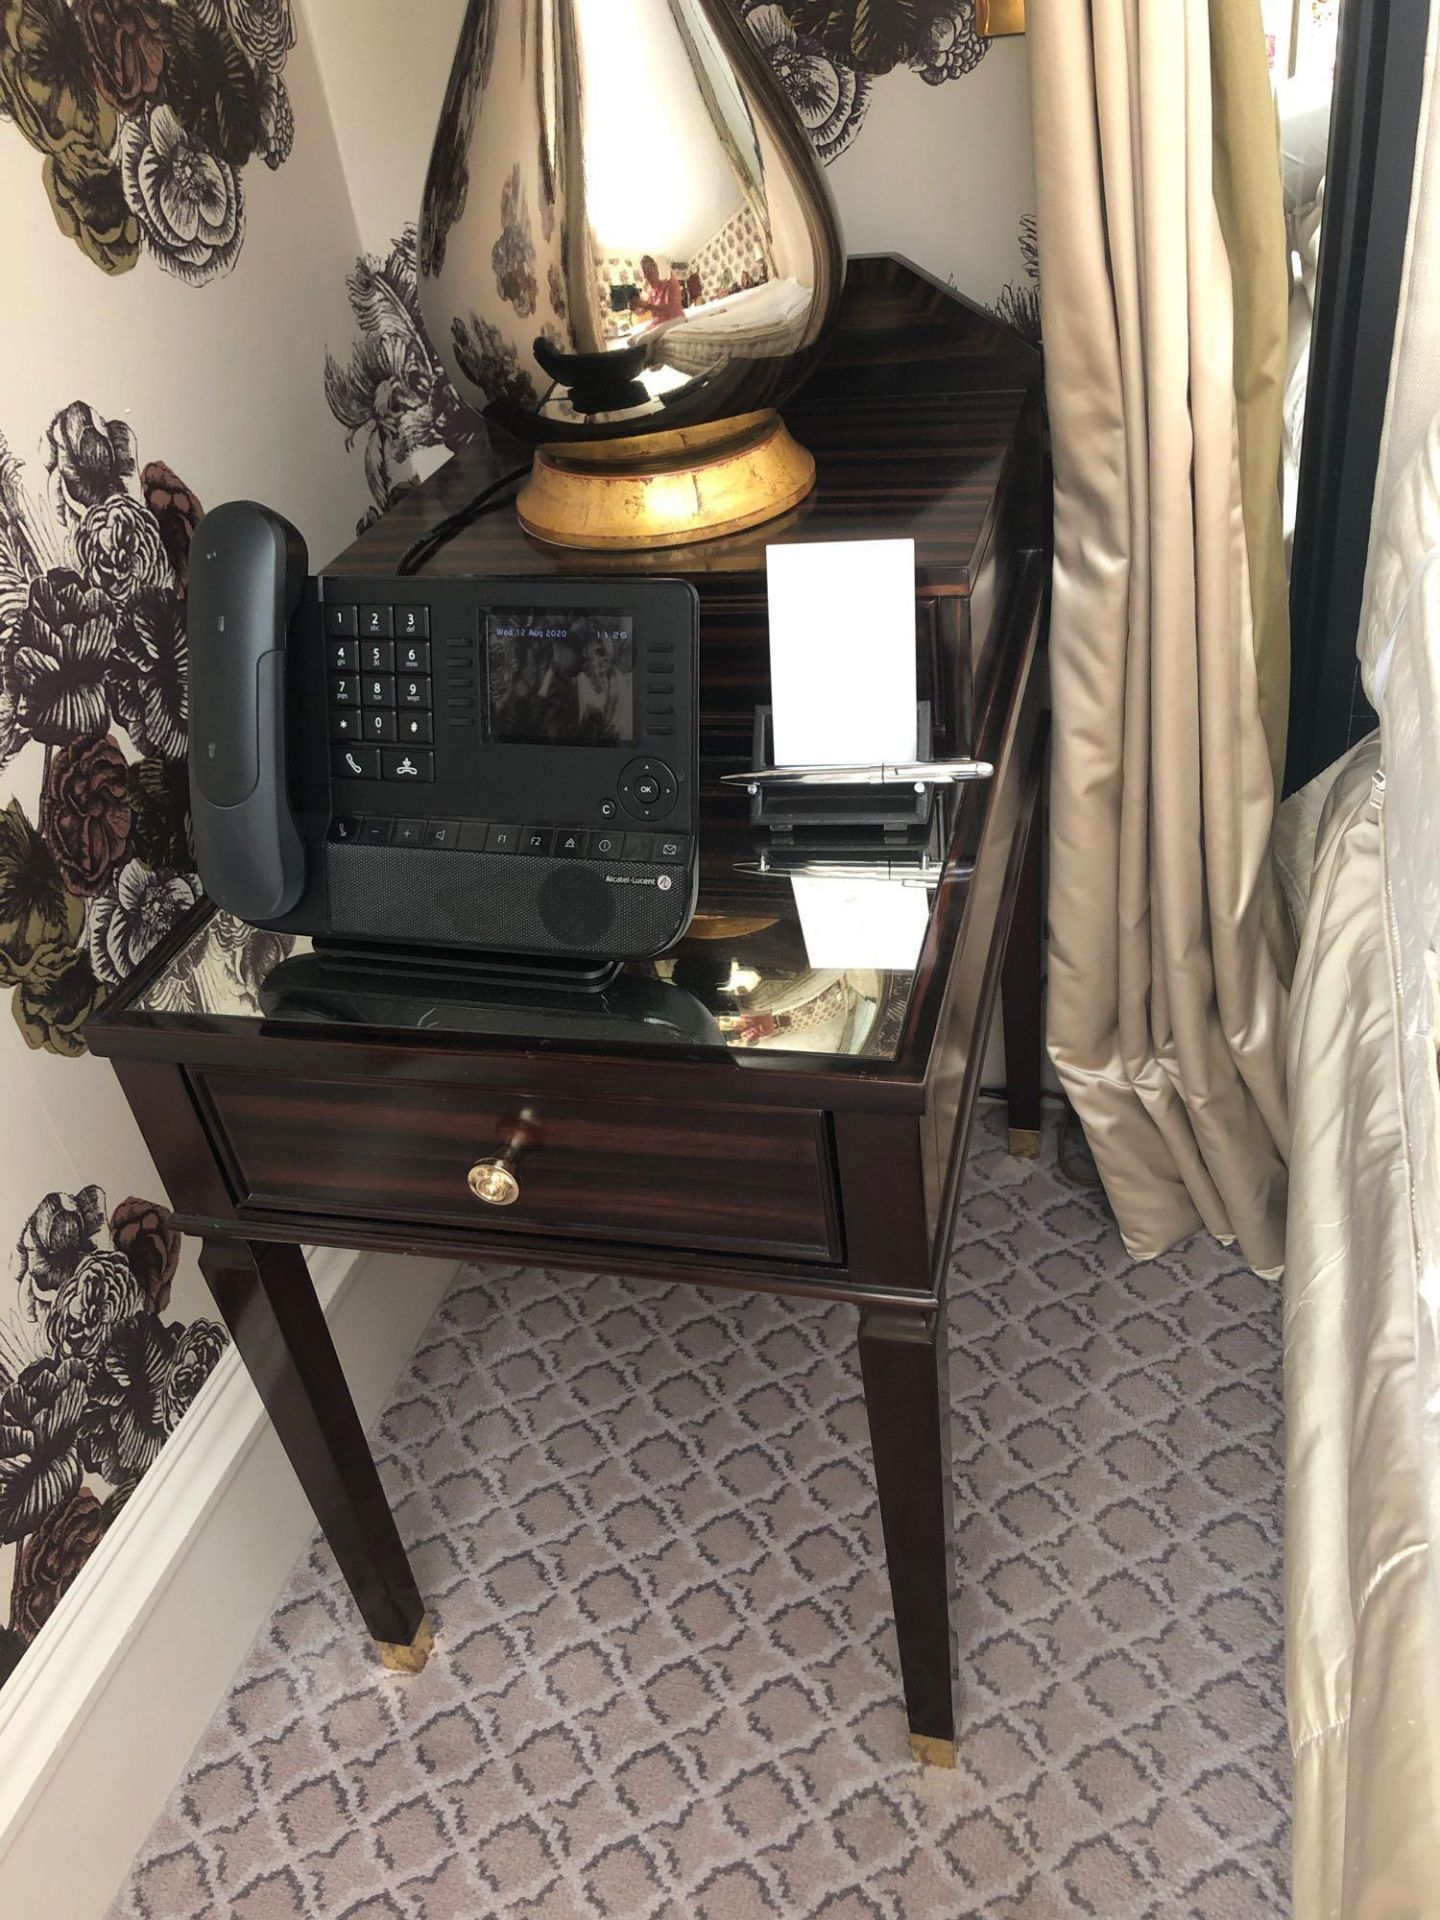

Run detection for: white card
[[766, 539, 917, 767], [792, 876, 932, 972]]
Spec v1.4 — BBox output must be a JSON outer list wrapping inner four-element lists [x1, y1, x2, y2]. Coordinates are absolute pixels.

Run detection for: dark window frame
[[1284, 0, 1431, 795]]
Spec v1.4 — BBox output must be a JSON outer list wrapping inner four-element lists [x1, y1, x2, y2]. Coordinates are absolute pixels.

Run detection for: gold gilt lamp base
[[517, 409, 816, 551]]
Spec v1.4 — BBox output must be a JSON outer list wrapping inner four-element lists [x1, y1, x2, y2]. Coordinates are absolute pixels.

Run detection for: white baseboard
[[0, 1247, 457, 1920]]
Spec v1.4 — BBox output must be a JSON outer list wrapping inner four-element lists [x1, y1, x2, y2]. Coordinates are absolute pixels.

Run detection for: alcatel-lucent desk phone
[[189, 501, 700, 969]]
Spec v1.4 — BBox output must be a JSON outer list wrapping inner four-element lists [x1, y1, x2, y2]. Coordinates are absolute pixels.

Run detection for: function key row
[[330, 818, 690, 863], [325, 603, 429, 640]]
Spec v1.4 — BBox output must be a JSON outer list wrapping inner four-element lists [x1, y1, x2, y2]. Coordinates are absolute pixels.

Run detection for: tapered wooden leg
[[1002, 783, 1045, 1157], [199, 1237, 428, 1664], [858, 1294, 958, 1765]]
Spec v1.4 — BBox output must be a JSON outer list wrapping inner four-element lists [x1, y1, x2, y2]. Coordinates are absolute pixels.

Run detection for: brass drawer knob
[[467, 1159, 520, 1207]]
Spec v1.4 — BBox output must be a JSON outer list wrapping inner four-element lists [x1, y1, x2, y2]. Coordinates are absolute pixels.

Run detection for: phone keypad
[[328, 606, 436, 780]]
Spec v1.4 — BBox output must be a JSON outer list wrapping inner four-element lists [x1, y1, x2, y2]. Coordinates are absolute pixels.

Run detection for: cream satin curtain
[[1029, 0, 1292, 1270]]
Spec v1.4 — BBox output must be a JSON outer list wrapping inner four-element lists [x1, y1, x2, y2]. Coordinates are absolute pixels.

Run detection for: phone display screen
[[486, 610, 636, 748]]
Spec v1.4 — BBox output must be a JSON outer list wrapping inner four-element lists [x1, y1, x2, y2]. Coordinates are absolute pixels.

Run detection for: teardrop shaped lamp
[[418, 0, 845, 550]]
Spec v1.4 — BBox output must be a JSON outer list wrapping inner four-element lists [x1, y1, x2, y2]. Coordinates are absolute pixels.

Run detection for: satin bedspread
[[1284, 425, 1440, 1920]]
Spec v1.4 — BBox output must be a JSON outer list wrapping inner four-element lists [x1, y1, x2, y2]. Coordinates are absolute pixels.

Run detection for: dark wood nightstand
[[88, 259, 1050, 1764]]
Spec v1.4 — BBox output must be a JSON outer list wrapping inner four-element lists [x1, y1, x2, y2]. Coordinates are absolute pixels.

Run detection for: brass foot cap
[[375, 1614, 434, 1674], [908, 1732, 957, 1769], [1008, 1126, 1042, 1159]]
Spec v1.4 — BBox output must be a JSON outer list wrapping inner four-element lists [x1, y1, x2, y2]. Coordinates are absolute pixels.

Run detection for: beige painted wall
[[305, 0, 467, 255], [826, 40, 1035, 302]]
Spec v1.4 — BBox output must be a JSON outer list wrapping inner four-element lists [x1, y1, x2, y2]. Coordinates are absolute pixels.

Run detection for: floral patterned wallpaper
[[0, 402, 234, 1692], [737, 0, 987, 160], [0, 0, 373, 1703], [0, 404, 202, 1052], [0, 0, 295, 279], [0, 1184, 226, 1688], [324, 224, 482, 536]]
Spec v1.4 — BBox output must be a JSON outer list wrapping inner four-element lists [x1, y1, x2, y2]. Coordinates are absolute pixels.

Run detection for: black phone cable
[[395, 462, 530, 576]]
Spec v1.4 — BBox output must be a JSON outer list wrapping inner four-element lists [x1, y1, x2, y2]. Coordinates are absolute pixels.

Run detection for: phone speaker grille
[[324, 845, 687, 958]]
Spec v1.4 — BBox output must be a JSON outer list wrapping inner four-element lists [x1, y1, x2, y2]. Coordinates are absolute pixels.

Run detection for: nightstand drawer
[[194, 1069, 842, 1263]]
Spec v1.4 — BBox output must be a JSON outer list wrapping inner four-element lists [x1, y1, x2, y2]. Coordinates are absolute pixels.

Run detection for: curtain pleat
[[1030, 0, 1290, 1269], [1211, 0, 1292, 794]]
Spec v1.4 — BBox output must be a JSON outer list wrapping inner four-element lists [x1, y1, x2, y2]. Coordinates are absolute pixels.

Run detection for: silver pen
[[734, 857, 963, 884], [723, 758, 994, 792]]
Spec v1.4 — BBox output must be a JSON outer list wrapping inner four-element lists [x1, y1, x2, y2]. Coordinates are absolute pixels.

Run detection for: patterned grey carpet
[[107, 1109, 1290, 1919]]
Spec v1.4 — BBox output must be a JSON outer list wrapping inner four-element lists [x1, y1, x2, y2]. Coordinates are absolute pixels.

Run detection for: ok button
[[619, 754, 677, 820]]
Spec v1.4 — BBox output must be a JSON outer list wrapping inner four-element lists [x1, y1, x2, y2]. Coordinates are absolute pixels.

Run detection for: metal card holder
[[726, 703, 992, 838]]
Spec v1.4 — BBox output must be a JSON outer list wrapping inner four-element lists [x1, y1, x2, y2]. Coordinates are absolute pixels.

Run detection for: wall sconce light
[[976, 0, 1027, 33]]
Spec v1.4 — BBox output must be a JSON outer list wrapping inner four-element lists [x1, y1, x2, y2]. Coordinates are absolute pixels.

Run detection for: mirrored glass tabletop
[[130, 796, 967, 1065]]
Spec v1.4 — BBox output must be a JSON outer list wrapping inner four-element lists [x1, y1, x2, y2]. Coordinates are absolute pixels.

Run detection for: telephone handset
[[186, 499, 701, 964], [189, 501, 309, 923]]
